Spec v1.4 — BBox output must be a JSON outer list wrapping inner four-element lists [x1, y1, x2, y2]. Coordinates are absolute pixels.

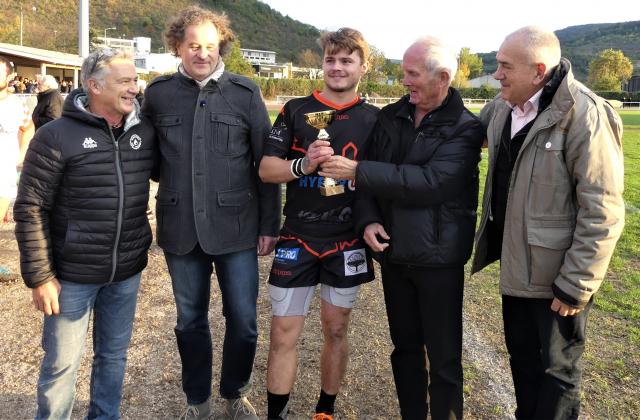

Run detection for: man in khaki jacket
[[472, 26, 624, 419]]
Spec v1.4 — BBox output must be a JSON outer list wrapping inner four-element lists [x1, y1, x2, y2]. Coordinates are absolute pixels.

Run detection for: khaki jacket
[[472, 63, 625, 307]]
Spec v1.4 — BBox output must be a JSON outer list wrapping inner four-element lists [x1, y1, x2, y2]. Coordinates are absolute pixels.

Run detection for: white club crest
[[129, 134, 142, 150]]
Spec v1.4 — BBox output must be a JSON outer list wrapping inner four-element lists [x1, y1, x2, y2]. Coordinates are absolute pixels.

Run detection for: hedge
[[252, 77, 640, 102]]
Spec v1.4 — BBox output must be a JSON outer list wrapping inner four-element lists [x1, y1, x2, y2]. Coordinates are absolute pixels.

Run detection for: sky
[[263, 0, 638, 59]]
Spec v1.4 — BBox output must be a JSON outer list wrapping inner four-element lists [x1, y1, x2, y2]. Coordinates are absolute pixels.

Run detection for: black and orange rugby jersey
[[265, 91, 379, 240]]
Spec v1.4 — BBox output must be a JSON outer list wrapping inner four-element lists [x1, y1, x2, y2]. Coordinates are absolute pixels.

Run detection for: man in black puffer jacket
[[14, 49, 155, 419], [321, 36, 484, 419], [32, 74, 64, 130]]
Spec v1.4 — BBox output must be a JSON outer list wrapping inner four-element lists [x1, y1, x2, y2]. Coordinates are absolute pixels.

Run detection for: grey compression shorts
[[269, 284, 361, 317]]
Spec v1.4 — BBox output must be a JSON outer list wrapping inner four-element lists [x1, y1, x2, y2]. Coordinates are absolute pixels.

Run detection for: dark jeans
[[165, 244, 259, 403], [381, 263, 464, 420], [502, 295, 592, 420]]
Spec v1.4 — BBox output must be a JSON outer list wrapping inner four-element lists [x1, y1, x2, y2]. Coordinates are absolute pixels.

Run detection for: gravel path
[[0, 219, 516, 419]]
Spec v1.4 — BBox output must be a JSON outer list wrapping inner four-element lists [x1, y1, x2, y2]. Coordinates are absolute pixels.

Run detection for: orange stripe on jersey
[[337, 239, 358, 251], [280, 234, 341, 259], [341, 142, 358, 160], [312, 90, 360, 111], [291, 136, 306, 154]]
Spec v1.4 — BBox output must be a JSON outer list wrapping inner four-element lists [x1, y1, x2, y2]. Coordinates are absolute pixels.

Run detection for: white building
[[94, 36, 152, 56], [467, 75, 501, 89], [241, 48, 276, 65], [134, 53, 181, 74]]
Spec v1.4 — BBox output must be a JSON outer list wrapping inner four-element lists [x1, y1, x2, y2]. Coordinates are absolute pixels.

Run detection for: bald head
[[502, 26, 561, 75]]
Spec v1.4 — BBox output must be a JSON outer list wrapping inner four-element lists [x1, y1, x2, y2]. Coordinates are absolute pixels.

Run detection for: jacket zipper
[[506, 111, 556, 282], [108, 128, 125, 284]]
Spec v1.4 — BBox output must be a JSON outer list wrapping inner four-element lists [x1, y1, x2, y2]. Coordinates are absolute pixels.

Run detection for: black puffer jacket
[[32, 88, 64, 130], [14, 89, 156, 288], [354, 89, 484, 267]]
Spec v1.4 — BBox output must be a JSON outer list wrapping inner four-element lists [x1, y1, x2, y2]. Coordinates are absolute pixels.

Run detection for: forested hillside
[[478, 21, 640, 81], [0, 0, 320, 62], [0, 1, 637, 79]]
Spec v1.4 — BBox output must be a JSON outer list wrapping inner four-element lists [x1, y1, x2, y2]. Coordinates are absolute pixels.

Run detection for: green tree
[[382, 60, 403, 84], [587, 49, 633, 91], [453, 62, 471, 88], [459, 48, 483, 79], [362, 45, 387, 84], [225, 41, 254, 76], [295, 48, 321, 68]]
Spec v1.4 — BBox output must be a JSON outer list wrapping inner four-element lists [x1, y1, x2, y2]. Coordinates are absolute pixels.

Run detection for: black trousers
[[502, 295, 592, 420], [381, 263, 464, 420]]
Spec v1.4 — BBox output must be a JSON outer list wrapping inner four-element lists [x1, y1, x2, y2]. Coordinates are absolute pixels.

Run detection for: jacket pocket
[[155, 114, 183, 157], [388, 205, 438, 264], [210, 113, 249, 156], [216, 186, 257, 244], [532, 131, 569, 186], [527, 223, 573, 287], [217, 187, 254, 210], [529, 135, 575, 219], [155, 187, 179, 237]]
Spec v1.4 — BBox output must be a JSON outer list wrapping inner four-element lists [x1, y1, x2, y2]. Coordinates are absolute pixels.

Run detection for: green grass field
[[601, 111, 640, 331]]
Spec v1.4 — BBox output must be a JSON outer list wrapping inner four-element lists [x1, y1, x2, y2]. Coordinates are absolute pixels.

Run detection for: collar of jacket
[[64, 88, 141, 132], [177, 59, 226, 89], [37, 88, 59, 98], [540, 58, 575, 123], [388, 87, 464, 127], [490, 58, 577, 159]]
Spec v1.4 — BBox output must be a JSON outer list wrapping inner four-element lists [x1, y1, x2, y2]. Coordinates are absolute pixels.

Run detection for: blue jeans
[[165, 244, 259, 403], [36, 273, 141, 420]]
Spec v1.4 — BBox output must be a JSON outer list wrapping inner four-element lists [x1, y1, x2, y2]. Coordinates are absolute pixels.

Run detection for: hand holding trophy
[[304, 110, 344, 196]]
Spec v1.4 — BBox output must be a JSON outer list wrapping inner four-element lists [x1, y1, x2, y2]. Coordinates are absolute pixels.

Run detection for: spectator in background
[[25, 78, 37, 94], [135, 78, 146, 106], [0, 56, 33, 225], [32, 74, 64, 130]]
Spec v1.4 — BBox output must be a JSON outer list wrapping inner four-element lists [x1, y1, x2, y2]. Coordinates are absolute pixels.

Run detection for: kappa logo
[[129, 134, 142, 150], [344, 249, 367, 276], [82, 137, 97, 149]]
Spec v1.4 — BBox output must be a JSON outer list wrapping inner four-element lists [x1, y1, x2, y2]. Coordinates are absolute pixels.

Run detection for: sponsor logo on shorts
[[271, 268, 292, 277], [275, 247, 299, 261], [344, 249, 367, 276]]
